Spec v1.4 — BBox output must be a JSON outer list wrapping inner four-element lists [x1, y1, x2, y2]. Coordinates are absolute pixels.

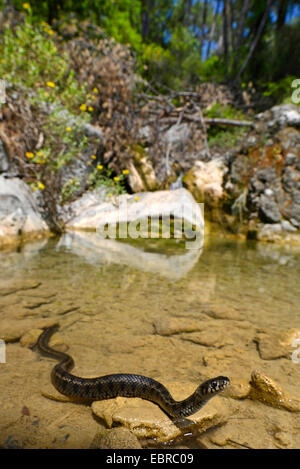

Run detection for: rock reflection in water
[[57, 231, 202, 280]]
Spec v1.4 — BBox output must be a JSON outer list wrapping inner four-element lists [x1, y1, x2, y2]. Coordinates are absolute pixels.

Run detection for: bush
[[204, 103, 248, 149]]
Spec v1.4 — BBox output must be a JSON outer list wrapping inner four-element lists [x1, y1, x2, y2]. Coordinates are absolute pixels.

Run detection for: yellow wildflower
[[108, 193, 112, 197], [36, 151, 44, 156], [43, 92, 49, 97], [25, 152, 34, 159], [122, 169, 130, 175], [46, 29, 55, 35], [65, 126, 72, 132], [97, 164, 103, 170], [113, 176, 120, 182], [23, 3, 31, 10], [90, 155, 96, 160], [88, 106, 94, 112], [135, 196, 139, 201], [93, 88, 99, 94], [46, 81, 55, 88], [80, 103, 87, 112], [36, 159, 45, 164], [38, 182, 45, 190]]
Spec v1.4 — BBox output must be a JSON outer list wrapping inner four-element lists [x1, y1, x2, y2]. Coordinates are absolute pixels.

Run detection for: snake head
[[200, 376, 230, 395]]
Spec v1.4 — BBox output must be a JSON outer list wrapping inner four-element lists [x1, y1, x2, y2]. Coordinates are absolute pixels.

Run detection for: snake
[[37, 324, 230, 418]]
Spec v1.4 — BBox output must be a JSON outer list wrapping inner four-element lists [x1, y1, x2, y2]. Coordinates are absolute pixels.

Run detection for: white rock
[[64, 188, 204, 247], [281, 220, 297, 232], [270, 105, 300, 128], [264, 188, 273, 197], [0, 176, 48, 239]]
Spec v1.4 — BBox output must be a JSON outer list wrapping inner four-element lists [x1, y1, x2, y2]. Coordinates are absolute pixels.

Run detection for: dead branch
[[153, 115, 254, 127]]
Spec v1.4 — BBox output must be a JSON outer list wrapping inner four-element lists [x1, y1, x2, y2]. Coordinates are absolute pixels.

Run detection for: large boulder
[[63, 187, 204, 249], [0, 176, 49, 246]]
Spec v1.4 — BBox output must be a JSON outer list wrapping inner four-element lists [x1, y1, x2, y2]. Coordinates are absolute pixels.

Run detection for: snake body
[[37, 325, 230, 418]]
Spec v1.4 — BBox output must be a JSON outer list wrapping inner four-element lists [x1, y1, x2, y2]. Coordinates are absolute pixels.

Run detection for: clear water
[[0, 231, 300, 448]]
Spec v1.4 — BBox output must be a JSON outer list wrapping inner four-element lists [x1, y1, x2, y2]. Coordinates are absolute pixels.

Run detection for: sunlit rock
[[63, 188, 204, 249], [255, 328, 300, 360], [0, 176, 49, 246], [183, 159, 226, 205], [92, 381, 229, 443], [249, 370, 300, 412]]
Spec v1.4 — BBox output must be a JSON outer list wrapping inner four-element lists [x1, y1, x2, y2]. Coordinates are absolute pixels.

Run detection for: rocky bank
[[0, 102, 299, 247]]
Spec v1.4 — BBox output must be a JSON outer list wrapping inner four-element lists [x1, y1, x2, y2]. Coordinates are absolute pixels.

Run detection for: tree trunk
[[222, 0, 229, 79], [141, 0, 151, 40], [276, 0, 289, 30], [202, 0, 208, 31], [183, 0, 193, 26], [206, 0, 221, 59], [236, 0, 250, 50], [229, 0, 236, 53], [233, 0, 274, 84], [199, 0, 208, 56]]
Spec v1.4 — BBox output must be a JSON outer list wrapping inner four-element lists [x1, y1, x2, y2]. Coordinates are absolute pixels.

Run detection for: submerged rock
[[90, 427, 142, 449], [249, 370, 300, 412], [225, 378, 251, 400], [92, 382, 229, 443], [255, 328, 300, 360]]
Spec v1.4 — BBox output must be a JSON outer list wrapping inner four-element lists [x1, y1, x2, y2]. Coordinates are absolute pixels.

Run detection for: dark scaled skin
[[37, 325, 230, 418]]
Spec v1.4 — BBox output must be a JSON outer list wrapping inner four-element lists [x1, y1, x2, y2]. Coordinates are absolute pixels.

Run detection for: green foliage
[[140, 25, 224, 89], [204, 103, 246, 120], [59, 178, 81, 204], [0, 13, 89, 114], [2, 0, 299, 93], [88, 166, 127, 195], [261, 75, 299, 105], [198, 56, 225, 81], [44, 114, 89, 171], [204, 103, 248, 149], [207, 126, 247, 149], [97, 0, 142, 52], [0, 12, 100, 214]]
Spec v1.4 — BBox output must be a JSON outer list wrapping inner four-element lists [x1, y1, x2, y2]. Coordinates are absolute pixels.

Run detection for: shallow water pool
[[0, 231, 300, 448]]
